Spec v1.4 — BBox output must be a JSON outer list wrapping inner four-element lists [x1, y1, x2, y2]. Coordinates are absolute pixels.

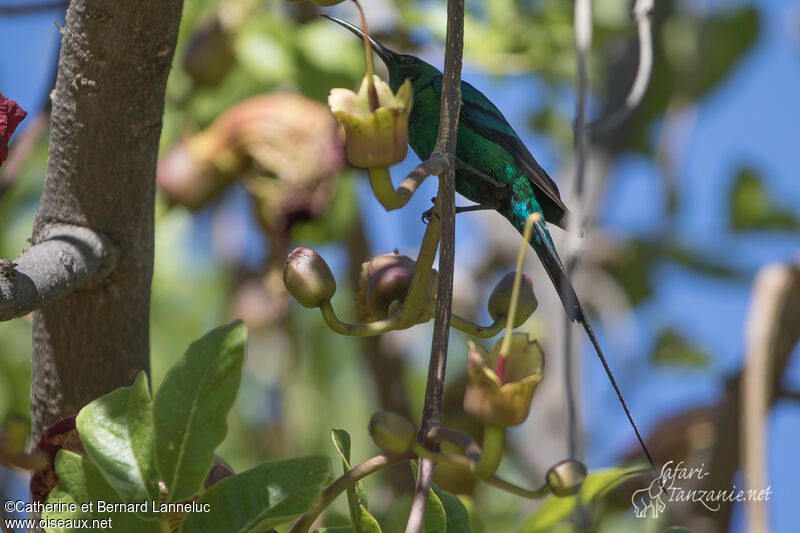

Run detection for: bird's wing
[[433, 77, 570, 226]]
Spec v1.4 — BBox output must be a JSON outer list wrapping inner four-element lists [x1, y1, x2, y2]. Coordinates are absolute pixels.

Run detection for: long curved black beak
[[321, 15, 396, 67]]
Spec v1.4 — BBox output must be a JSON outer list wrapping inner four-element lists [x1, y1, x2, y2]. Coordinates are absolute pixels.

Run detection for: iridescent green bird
[[326, 16, 653, 466]]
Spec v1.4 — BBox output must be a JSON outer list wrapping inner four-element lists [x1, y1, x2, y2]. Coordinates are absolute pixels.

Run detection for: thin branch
[[741, 264, 800, 533], [0, 224, 119, 321], [406, 0, 464, 530], [588, 0, 655, 133], [563, 0, 593, 468], [291, 452, 413, 533]]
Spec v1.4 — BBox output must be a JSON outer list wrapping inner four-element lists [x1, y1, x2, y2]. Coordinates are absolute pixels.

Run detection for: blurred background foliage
[[1, 0, 799, 531]]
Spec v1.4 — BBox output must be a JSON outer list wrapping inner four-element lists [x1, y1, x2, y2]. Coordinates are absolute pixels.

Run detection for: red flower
[[0, 91, 28, 165]]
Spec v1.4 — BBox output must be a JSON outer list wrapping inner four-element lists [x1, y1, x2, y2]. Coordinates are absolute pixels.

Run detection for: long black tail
[[528, 219, 656, 470]]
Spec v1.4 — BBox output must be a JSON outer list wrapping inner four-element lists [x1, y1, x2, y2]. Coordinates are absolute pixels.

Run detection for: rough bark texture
[[30, 0, 183, 437]]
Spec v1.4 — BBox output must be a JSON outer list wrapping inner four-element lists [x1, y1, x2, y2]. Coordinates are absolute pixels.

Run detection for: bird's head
[[323, 15, 441, 94]]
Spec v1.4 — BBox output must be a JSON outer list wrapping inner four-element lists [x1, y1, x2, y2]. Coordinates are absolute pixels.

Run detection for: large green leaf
[[76, 371, 158, 508], [178, 455, 332, 533], [154, 320, 247, 501], [44, 450, 160, 533], [521, 466, 644, 533]]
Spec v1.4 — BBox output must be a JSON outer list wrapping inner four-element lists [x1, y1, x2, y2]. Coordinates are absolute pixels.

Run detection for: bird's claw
[[421, 197, 437, 224]]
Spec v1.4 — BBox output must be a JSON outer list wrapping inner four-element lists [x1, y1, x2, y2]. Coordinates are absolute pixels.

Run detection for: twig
[[563, 0, 593, 469], [0, 224, 119, 321], [405, 0, 464, 531], [290, 452, 414, 533], [588, 0, 655, 133]]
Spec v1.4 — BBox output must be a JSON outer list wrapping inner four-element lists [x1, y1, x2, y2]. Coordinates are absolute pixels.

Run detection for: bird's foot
[[422, 198, 494, 224], [421, 197, 437, 224]]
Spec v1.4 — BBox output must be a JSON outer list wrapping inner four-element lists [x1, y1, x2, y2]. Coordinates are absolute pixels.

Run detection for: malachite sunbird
[[326, 16, 654, 468]]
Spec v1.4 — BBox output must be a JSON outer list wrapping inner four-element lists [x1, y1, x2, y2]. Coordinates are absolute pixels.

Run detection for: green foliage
[[520, 466, 644, 533], [179, 456, 332, 533], [76, 372, 158, 507], [154, 320, 247, 501], [331, 428, 382, 533], [44, 322, 332, 533], [43, 451, 160, 532], [651, 329, 710, 368], [410, 461, 473, 533], [729, 167, 800, 231]]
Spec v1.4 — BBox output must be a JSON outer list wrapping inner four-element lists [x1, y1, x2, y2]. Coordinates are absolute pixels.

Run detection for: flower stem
[[290, 451, 413, 533], [352, 0, 378, 111], [486, 475, 551, 499], [474, 424, 505, 479], [318, 300, 399, 336], [498, 213, 540, 358], [368, 166, 410, 211]]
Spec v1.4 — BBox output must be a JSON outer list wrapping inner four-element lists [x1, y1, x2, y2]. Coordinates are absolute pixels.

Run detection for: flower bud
[[546, 459, 587, 497], [487, 272, 537, 327], [463, 334, 544, 427], [361, 253, 415, 319], [284, 247, 336, 308], [183, 17, 234, 86], [329, 75, 412, 168], [368, 411, 416, 453]]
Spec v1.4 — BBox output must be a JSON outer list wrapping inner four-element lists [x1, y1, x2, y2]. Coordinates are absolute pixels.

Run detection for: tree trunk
[[30, 0, 183, 437]]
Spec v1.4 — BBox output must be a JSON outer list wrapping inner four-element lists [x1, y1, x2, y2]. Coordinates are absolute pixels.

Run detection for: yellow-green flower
[[464, 333, 544, 427], [328, 75, 412, 168]]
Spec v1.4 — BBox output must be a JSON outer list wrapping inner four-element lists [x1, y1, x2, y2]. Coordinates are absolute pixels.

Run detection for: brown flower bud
[[368, 411, 416, 453], [487, 272, 537, 327], [364, 253, 415, 319], [284, 247, 336, 308], [546, 459, 587, 497]]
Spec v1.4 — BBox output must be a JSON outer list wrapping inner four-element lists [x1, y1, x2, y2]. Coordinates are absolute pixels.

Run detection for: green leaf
[[353, 503, 382, 533], [314, 528, 354, 533], [729, 167, 800, 231], [178, 455, 332, 533], [650, 329, 710, 368], [521, 466, 645, 533], [331, 429, 364, 508], [423, 487, 446, 533], [331, 429, 381, 533], [410, 461, 446, 533], [44, 450, 160, 533], [154, 320, 247, 501], [664, 528, 693, 533], [76, 371, 158, 508], [432, 484, 472, 533]]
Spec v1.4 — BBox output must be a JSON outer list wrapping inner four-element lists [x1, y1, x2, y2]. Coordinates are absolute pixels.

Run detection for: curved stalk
[[290, 451, 413, 533], [473, 424, 504, 479]]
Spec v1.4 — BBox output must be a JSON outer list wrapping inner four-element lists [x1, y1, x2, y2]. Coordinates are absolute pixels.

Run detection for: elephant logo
[[631, 477, 667, 518]]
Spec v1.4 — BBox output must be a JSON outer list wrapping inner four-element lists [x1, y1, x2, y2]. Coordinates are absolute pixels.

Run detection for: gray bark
[[0, 225, 118, 321], [29, 0, 183, 437]]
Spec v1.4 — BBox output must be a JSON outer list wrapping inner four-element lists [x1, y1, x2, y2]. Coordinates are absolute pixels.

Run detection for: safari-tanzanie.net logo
[[631, 460, 773, 519]]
